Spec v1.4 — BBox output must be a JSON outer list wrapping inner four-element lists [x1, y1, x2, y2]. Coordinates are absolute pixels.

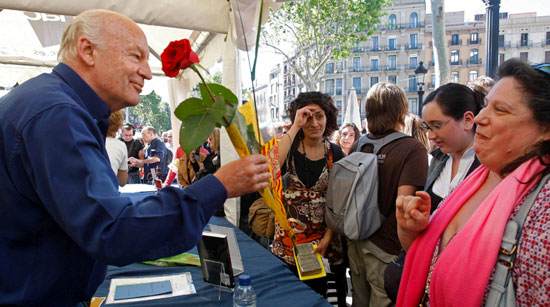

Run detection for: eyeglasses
[[420, 120, 451, 133]]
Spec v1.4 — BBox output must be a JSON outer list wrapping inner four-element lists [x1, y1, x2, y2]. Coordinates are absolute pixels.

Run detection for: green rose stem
[[190, 64, 232, 127]]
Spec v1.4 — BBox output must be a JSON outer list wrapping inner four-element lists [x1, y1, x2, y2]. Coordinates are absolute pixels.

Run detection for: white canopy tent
[[0, 0, 282, 225]]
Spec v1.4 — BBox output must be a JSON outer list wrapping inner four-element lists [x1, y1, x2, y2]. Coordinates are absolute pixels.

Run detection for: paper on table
[[105, 272, 196, 304]]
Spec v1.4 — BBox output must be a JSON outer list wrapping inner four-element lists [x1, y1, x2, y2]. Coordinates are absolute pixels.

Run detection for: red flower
[[160, 39, 199, 77]]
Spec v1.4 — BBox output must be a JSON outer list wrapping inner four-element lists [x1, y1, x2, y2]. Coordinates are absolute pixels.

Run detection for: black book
[[197, 231, 235, 288]]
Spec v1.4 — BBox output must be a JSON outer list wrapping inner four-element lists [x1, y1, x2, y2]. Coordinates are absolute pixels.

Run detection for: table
[[93, 191, 331, 306]]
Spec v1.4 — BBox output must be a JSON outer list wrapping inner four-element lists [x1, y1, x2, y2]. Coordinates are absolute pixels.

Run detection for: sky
[[429, 0, 550, 21]]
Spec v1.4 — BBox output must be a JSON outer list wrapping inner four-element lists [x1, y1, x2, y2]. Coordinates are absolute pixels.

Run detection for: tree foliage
[[127, 90, 171, 132], [263, 0, 388, 91]]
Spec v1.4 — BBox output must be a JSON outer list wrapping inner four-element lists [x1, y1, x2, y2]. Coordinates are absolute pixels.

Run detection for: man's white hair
[[57, 9, 113, 62]]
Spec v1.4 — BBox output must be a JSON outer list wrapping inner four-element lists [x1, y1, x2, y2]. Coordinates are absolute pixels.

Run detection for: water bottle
[[233, 274, 256, 307]]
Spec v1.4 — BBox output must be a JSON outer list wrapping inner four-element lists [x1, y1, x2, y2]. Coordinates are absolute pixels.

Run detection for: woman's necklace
[[301, 138, 327, 187]]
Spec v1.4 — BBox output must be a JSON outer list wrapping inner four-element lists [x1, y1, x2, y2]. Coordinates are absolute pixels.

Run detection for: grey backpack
[[325, 132, 409, 241]]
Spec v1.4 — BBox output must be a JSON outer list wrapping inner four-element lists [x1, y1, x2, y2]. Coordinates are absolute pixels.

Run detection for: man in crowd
[[0, 9, 270, 305], [120, 122, 144, 183], [129, 126, 167, 182]]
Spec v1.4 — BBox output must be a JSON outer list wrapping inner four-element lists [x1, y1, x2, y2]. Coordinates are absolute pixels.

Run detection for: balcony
[[498, 41, 512, 48], [448, 39, 462, 46], [405, 87, 418, 93], [468, 38, 482, 45], [384, 44, 401, 51], [405, 43, 423, 50], [376, 21, 425, 31], [544, 39, 550, 46], [467, 58, 483, 66], [352, 46, 369, 53], [370, 46, 383, 52], [381, 65, 398, 71], [450, 59, 463, 66], [518, 40, 534, 48]]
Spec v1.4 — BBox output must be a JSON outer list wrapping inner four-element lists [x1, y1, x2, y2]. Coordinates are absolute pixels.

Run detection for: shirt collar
[[52, 63, 111, 136]]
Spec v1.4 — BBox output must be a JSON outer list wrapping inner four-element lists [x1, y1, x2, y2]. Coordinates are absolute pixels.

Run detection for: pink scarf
[[397, 158, 545, 307]]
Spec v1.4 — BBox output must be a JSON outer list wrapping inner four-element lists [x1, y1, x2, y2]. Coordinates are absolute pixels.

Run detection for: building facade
[[259, 4, 550, 124]]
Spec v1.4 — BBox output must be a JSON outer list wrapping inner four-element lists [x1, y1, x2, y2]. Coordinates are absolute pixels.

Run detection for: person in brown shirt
[[348, 82, 428, 306]]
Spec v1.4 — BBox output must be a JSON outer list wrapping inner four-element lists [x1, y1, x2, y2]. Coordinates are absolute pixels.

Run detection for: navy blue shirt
[[144, 137, 167, 182], [0, 63, 227, 305]]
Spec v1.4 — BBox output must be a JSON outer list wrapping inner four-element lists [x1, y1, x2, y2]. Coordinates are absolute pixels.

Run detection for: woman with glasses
[[421, 83, 485, 211]]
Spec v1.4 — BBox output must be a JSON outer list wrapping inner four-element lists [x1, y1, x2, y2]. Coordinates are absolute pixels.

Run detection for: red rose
[[160, 39, 200, 77]]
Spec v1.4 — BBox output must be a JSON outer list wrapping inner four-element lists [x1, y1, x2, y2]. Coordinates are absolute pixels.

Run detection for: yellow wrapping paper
[[224, 105, 295, 241]]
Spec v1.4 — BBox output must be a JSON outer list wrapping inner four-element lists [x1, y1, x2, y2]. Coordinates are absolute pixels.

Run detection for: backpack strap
[[486, 172, 550, 307], [356, 131, 410, 155]]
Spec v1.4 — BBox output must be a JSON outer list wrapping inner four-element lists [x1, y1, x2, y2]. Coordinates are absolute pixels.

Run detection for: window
[[451, 50, 459, 65], [521, 33, 528, 47], [451, 72, 459, 83], [469, 71, 478, 81], [408, 75, 417, 92], [498, 34, 505, 47], [325, 62, 334, 74], [547, 32, 550, 45], [546, 51, 550, 63], [520, 52, 528, 62], [353, 77, 362, 93], [431, 74, 436, 87], [325, 79, 335, 95], [409, 56, 418, 69], [499, 53, 505, 65], [336, 78, 343, 95], [336, 61, 344, 71], [451, 34, 460, 45], [389, 14, 397, 30], [388, 75, 397, 84], [410, 12, 418, 28], [409, 98, 419, 114], [470, 32, 479, 44], [389, 38, 396, 50], [410, 34, 418, 49], [353, 57, 361, 71], [370, 76, 379, 87], [470, 49, 479, 64], [389, 55, 396, 70], [371, 58, 379, 71], [336, 100, 343, 125], [372, 36, 379, 50]]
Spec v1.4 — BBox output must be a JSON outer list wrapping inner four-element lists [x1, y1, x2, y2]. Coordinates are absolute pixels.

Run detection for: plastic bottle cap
[[238, 274, 251, 286]]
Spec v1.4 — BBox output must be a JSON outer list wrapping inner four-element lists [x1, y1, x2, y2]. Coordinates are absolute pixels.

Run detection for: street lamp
[[415, 61, 428, 117]]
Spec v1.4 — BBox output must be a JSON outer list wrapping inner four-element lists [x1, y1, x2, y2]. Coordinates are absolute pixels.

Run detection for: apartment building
[[267, 5, 550, 122], [424, 11, 486, 89], [321, 0, 427, 123]]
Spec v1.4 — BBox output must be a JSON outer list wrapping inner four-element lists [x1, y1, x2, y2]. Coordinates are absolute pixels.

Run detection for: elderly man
[[0, 9, 270, 305], [129, 126, 168, 182]]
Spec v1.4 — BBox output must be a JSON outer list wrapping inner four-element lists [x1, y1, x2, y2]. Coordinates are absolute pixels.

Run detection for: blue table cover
[[93, 192, 331, 306]]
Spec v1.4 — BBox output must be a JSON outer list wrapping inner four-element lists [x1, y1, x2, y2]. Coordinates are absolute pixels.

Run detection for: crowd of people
[[1, 8, 549, 307]]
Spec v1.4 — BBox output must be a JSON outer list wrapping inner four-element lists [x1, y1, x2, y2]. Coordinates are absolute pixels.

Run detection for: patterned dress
[[271, 141, 343, 266]]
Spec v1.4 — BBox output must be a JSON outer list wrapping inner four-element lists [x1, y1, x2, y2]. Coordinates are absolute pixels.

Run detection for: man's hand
[[214, 154, 270, 198]]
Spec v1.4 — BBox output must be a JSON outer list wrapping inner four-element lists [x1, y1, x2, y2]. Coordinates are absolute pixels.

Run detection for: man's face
[[142, 130, 154, 144], [167, 132, 173, 146], [91, 17, 152, 111], [121, 128, 134, 142]]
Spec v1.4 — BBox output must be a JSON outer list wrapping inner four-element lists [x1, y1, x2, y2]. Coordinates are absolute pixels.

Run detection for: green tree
[[127, 90, 171, 132], [263, 0, 388, 91]]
